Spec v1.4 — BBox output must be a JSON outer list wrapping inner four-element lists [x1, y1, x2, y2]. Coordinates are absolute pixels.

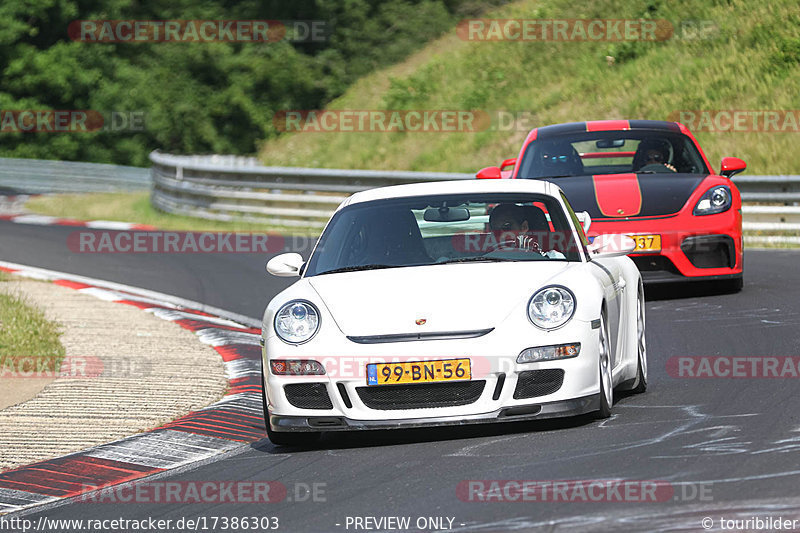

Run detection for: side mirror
[[476, 166, 502, 180], [500, 158, 517, 171], [267, 253, 304, 277], [587, 234, 636, 258], [576, 211, 592, 233], [720, 157, 746, 178]]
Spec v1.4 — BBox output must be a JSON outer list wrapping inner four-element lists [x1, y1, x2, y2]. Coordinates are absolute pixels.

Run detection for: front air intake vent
[[356, 381, 485, 410], [513, 370, 564, 399], [284, 383, 333, 410]]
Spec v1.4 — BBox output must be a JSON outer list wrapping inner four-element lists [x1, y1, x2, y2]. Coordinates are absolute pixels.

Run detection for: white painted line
[[76, 286, 127, 302], [224, 360, 260, 380], [148, 308, 246, 328], [205, 394, 263, 415], [84, 220, 137, 230], [9, 214, 60, 225], [196, 329, 261, 347], [0, 488, 58, 515], [77, 287, 179, 309], [0, 260, 261, 328], [84, 430, 242, 469]]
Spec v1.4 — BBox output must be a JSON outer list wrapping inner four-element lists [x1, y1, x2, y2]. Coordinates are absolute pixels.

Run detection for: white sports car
[[261, 179, 646, 445]]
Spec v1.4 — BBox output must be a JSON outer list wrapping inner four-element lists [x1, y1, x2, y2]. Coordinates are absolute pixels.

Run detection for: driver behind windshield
[[488, 203, 565, 259], [633, 138, 677, 173]]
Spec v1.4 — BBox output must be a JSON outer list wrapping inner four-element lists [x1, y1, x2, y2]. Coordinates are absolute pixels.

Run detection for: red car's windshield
[[517, 130, 710, 179]]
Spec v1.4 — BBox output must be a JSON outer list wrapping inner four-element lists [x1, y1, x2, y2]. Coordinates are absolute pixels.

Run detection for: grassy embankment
[[24, 192, 313, 233], [259, 0, 800, 174], [0, 273, 65, 375]]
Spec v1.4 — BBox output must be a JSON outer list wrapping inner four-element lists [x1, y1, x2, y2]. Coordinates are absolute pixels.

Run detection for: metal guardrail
[[150, 151, 800, 242], [0, 157, 150, 194], [149, 151, 472, 228], [735, 177, 800, 243], [3, 152, 794, 245]]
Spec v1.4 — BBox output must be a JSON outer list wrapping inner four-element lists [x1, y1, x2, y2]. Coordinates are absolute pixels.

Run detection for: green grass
[[25, 192, 315, 234], [0, 277, 65, 373], [259, 0, 800, 175]]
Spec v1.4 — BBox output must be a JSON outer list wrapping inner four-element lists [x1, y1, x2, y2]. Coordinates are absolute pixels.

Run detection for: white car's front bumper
[[263, 318, 602, 432]]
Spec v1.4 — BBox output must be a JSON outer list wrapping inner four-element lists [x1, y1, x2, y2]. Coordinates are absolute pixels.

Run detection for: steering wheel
[[486, 236, 542, 254], [638, 163, 676, 173], [487, 238, 518, 252]]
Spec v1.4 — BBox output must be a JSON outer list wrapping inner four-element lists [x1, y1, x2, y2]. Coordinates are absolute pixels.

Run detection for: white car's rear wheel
[[596, 312, 613, 419]]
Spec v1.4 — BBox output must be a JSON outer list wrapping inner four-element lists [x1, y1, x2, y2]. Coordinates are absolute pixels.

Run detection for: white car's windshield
[[305, 193, 583, 277]]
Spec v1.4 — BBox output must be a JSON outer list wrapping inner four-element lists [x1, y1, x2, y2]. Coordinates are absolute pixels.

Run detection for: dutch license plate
[[366, 359, 471, 386], [629, 234, 661, 252]]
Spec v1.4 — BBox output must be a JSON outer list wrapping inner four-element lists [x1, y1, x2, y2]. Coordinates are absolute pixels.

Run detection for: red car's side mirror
[[720, 157, 746, 178], [476, 166, 503, 179], [500, 158, 517, 171]]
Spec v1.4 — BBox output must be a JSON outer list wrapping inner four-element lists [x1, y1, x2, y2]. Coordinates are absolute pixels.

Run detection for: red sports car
[[477, 120, 746, 290]]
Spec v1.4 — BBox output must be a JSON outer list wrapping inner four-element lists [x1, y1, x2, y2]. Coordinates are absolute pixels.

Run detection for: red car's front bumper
[[588, 208, 743, 283]]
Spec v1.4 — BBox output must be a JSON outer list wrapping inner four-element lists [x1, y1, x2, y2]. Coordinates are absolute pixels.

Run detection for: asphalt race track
[[3, 219, 800, 532]]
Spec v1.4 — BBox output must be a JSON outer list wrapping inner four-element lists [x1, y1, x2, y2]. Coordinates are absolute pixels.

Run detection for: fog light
[[517, 343, 581, 363], [270, 359, 325, 375]]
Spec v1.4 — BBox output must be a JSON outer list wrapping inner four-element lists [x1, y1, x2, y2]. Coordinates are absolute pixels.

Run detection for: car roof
[[521, 120, 691, 147], [532, 119, 683, 140], [343, 178, 556, 208]]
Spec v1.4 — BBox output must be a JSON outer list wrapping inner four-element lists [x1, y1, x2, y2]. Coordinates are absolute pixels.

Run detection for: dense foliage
[[0, 0, 504, 165]]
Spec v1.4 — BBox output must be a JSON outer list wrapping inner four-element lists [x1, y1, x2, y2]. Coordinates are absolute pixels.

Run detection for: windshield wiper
[[435, 257, 516, 265], [317, 264, 395, 275]]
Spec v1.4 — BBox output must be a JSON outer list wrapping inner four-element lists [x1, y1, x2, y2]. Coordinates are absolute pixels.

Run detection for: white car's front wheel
[[596, 312, 613, 419]]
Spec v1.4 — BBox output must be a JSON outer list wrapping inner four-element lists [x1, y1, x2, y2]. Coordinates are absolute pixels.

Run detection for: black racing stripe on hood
[[536, 174, 707, 218]]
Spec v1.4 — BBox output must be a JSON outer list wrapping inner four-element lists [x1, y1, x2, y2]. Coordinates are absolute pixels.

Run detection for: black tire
[[631, 358, 647, 394], [596, 312, 613, 419], [631, 287, 648, 394], [261, 360, 320, 446], [721, 276, 744, 293]]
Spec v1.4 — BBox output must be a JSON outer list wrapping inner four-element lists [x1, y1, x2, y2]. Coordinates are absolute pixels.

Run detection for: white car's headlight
[[528, 286, 576, 330], [274, 300, 320, 344], [693, 185, 732, 215]]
